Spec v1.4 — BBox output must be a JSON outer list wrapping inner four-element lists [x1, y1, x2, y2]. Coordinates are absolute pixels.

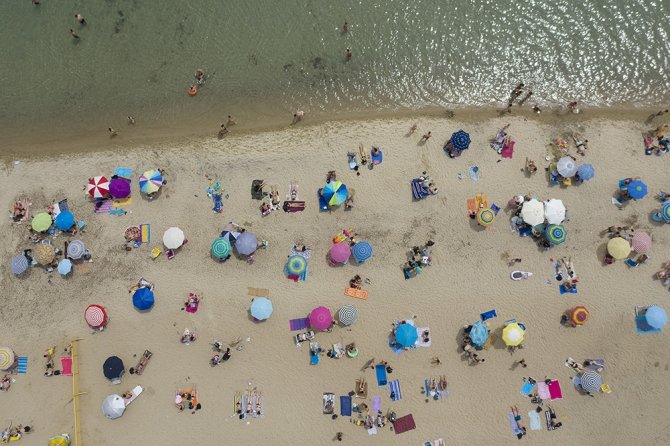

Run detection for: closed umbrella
[[133, 288, 154, 311], [286, 255, 307, 275], [338, 304, 358, 326], [87, 176, 110, 198], [11, 254, 29, 275], [32, 212, 52, 232], [395, 323, 418, 347], [250, 297, 273, 320], [544, 199, 566, 225], [34, 244, 55, 265], [557, 156, 578, 177], [502, 322, 525, 346], [570, 306, 589, 326], [163, 227, 185, 249], [102, 394, 126, 419], [645, 305, 668, 330], [67, 240, 85, 259], [309, 306, 333, 330], [58, 259, 72, 276], [627, 180, 647, 199], [577, 163, 594, 181], [607, 237, 631, 260], [55, 210, 75, 231], [235, 232, 258, 256], [139, 169, 164, 194], [450, 130, 471, 152], [85, 304, 108, 329], [631, 231, 652, 254], [108, 178, 131, 199], [329, 243, 351, 264], [211, 238, 231, 259], [323, 181, 349, 207], [477, 208, 496, 226], [520, 199, 544, 226], [545, 224, 567, 245], [0, 346, 15, 371], [469, 320, 489, 348], [102, 356, 124, 381], [352, 241, 373, 263], [579, 370, 603, 394]]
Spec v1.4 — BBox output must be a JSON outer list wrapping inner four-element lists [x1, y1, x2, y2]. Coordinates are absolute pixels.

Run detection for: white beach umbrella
[[544, 199, 566, 225], [557, 156, 578, 178], [520, 199, 544, 226], [163, 227, 185, 249], [102, 394, 126, 419]]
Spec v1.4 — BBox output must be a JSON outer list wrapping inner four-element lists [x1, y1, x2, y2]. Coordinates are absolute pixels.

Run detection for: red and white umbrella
[[632, 231, 652, 254], [85, 304, 108, 329], [87, 176, 110, 198]]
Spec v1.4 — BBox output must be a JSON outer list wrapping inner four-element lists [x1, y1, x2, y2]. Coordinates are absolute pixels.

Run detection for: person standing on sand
[[127, 116, 135, 125], [532, 104, 541, 114], [70, 29, 80, 39], [292, 110, 304, 125], [75, 14, 87, 25], [345, 48, 352, 60]]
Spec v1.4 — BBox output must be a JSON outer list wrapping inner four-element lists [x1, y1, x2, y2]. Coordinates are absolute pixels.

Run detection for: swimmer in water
[[226, 115, 237, 126], [75, 14, 87, 25], [70, 29, 80, 39], [345, 48, 352, 60], [127, 116, 136, 125], [108, 127, 118, 137], [343, 21, 349, 33], [195, 69, 205, 85]]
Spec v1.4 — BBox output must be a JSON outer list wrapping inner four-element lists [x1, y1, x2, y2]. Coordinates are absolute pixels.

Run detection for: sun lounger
[[60, 357, 72, 376], [388, 379, 401, 401], [508, 412, 524, 437], [393, 414, 415, 434], [529, 410, 542, 430], [339, 395, 352, 416], [520, 378, 536, 396], [491, 203, 500, 215], [371, 396, 381, 413], [625, 258, 639, 268], [290, 318, 310, 331], [322, 393, 335, 414], [548, 380, 562, 400], [344, 287, 368, 299], [355, 378, 368, 398], [480, 309, 497, 321], [412, 179, 430, 200], [125, 385, 143, 406], [375, 364, 388, 386]]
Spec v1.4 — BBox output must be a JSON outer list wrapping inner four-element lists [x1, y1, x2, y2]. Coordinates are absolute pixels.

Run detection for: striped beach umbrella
[[163, 227, 185, 249], [570, 306, 589, 326], [250, 297, 273, 320], [450, 130, 471, 152], [352, 241, 373, 263], [579, 370, 603, 393], [58, 259, 72, 276], [211, 237, 232, 259], [235, 232, 258, 256], [502, 322, 525, 346], [627, 180, 647, 199], [607, 237, 631, 260], [67, 239, 85, 259], [87, 176, 109, 198], [34, 243, 55, 265], [661, 202, 670, 223], [11, 254, 29, 275], [85, 304, 108, 329], [323, 181, 349, 207], [109, 178, 131, 199], [139, 169, 164, 194], [0, 346, 15, 371], [545, 224, 567, 245], [557, 156, 578, 177], [32, 212, 52, 232], [338, 304, 358, 326], [631, 231, 652, 254], [309, 306, 333, 330], [55, 210, 75, 231], [286, 255, 307, 275], [329, 242, 351, 264], [395, 323, 418, 347], [477, 208, 495, 226]]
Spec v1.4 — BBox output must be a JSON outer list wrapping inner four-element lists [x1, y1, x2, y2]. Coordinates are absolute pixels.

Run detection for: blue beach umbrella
[[577, 163, 594, 181], [11, 254, 29, 275], [469, 320, 489, 348], [645, 305, 668, 330], [450, 130, 471, 152], [627, 180, 647, 199], [132, 287, 154, 311], [545, 224, 567, 245], [250, 297, 273, 320], [235, 232, 258, 256], [102, 356, 125, 381], [58, 259, 72, 276], [323, 181, 349, 207], [352, 241, 373, 263], [395, 323, 418, 347], [55, 211, 75, 231], [660, 201, 670, 223]]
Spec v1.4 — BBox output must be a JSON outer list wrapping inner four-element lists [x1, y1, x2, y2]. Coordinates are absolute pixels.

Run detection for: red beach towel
[[61, 357, 72, 376], [501, 141, 515, 159], [393, 414, 416, 434]]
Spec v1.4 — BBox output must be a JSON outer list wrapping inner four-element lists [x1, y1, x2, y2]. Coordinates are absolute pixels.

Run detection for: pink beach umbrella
[[329, 243, 351, 264], [631, 231, 652, 254], [309, 306, 333, 331]]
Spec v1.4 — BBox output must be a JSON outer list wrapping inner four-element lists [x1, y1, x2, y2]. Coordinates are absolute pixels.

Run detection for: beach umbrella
[[395, 323, 418, 347], [309, 306, 333, 330], [163, 227, 185, 249], [11, 254, 29, 275], [220, 230, 240, 245], [85, 304, 108, 329], [235, 232, 258, 256], [250, 297, 273, 320], [34, 243, 55, 265], [450, 130, 471, 152], [67, 239, 85, 260], [32, 212, 52, 232], [338, 304, 358, 326], [58, 259, 72, 276], [211, 237, 232, 259], [102, 356, 124, 381], [139, 169, 164, 194], [87, 176, 109, 198], [124, 226, 141, 242], [632, 231, 652, 254], [570, 306, 589, 325], [544, 199, 566, 225], [627, 180, 647, 199], [329, 242, 351, 264], [477, 208, 496, 226], [607, 237, 631, 260], [55, 210, 75, 231], [577, 163, 595, 181], [502, 322, 525, 347], [323, 181, 349, 207], [520, 199, 544, 226], [645, 305, 668, 330], [469, 320, 489, 348], [0, 346, 15, 371], [48, 435, 71, 446], [557, 156, 578, 177], [352, 241, 373, 263], [660, 201, 670, 223], [545, 224, 567, 245], [286, 255, 307, 275], [579, 370, 603, 394], [108, 178, 131, 199], [102, 394, 126, 419], [133, 287, 154, 311]]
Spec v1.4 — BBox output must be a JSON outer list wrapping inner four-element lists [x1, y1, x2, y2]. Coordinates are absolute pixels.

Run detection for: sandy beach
[[1, 113, 669, 445]]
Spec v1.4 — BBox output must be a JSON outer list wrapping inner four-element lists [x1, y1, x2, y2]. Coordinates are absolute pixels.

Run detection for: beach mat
[[371, 396, 381, 413], [114, 167, 133, 179], [248, 288, 269, 297], [501, 140, 515, 158], [140, 224, 150, 243], [537, 381, 550, 400], [61, 357, 72, 376], [17, 357, 28, 374], [393, 414, 415, 434], [113, 197, 132, 208], [548, 380, 562, 400], [520, 378, 536, 396], [371, 149, 383, 165], [94, 199, 113, 214], [375, 364, 388, 386], [636, 315, 661, 334], [559, 284, 577, 294], [388, 379, 401, 401], [529, 410, 542, 430], [290, 318, 310, 331], [344, 287, 368, 299], [251, 180, 264, 200], [340, 395, 352, 416]]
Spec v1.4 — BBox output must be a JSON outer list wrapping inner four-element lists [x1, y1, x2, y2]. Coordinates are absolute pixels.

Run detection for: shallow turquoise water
[[0, 0, 668, 139]]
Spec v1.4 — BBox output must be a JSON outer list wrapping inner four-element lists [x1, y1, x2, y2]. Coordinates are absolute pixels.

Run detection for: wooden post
[[70, 339, 83, 446]]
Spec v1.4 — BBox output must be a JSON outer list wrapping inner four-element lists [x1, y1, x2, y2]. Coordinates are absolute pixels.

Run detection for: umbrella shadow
[[595, 242, 609, 264], [139, 188, 164, 202]]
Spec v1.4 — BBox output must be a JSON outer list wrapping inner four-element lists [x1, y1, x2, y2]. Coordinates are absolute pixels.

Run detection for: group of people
[[402, 240, 434, 280], [1, 424, 31, 443], [508, 195, 565, 250], [644, 124, 670, 156], [461, 324, 487, 364], [210, 340, 232, 366], [10, 199, 29, 222]]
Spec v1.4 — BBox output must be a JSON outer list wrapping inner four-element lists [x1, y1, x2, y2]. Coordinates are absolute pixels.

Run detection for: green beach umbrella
[[545, 224, 567, 245], [211, 237, 231, 259], [32, 212, 52, 232], [286, 255, 307, 275]]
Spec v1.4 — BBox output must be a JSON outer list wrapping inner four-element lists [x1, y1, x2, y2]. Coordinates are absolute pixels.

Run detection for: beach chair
[[561, 177, 572, 187], [480, 309, 497, 321], [355, 378, 368, 398], [375, 364, 388, 386], [600, 383, 612, 394], [625, 258, 639, 268]]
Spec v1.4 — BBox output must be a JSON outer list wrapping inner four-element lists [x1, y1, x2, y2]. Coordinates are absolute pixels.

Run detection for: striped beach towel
[[289, 318, 310, 331], [94, 199, 113, 213], [388, 379, 402, 401], [17, 357, 28, 374], [140, 224, 151, 243]]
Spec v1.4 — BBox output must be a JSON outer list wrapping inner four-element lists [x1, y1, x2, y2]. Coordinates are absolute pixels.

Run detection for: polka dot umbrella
[[631, 231, 652, 254]]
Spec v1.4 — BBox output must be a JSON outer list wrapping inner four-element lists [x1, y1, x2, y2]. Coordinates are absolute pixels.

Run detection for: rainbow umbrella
[[502, 322, 525, 346], [309, 306, 333, 330], [139, 169, 164, 194], [352, 241, 373, 263], [323, 181, 348, 207], [329, 242, 351, 264], [55, 210, 75, 231], [477, 208, 495, 226], [631, 231, 652, 254], [250, 297, 273, 320], [211, 237, 231, 259], [87, 176, 109, 198], [0, 346, 15, 371], [627, 180, 647, 199], [286, 255, 307, 275], [109, 178, 131, 199], [607, 237, 631, 260], [570, 306, 589, 326], [395, 323, 418, 347], [545, 224, 567, 245], [32, 212, 52, 232]]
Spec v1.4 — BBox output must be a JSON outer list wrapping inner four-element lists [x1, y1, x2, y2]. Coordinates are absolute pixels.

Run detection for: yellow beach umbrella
[[502, 323, 525, 347], [34, 243, 56, 265], [0, 346, 15, 370], [32, 212, 52, 232], [48, 435, 71, 446], [607, 237, 631, 260], [477, 208, 496, 226]]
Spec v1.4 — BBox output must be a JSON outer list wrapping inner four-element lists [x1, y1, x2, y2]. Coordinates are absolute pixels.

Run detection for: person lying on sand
[[525, 157, 537, 174], [571, 133, 589, 155]]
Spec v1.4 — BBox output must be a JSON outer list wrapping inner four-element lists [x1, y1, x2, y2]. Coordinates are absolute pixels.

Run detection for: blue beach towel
[[388, 380, 401, 401], [411, 179, 429, 200], [468, 165, 479, 181], [491, 203, 500, 215], [520, 379, 536, 396], [289, 318, 310, 331], [559, 284, 578, 294], [17, 357, 28, 374], [318, 189, 329, 211], [376, 364, 388, 386], [114, 167, 133, 180], [636, 315, 662, 334], [480, 309, 497, 321], [340, 396, 352, 416]]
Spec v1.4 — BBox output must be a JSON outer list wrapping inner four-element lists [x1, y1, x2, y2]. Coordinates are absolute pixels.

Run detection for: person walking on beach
[[345, 48, 352, 60], [226, 115, 237, 127], [532, 103, 541, 114], [292, 110, 304, 125], [75, 14, 87, 25], [70, 29, 80, 39], [420, 131, 432, 143]]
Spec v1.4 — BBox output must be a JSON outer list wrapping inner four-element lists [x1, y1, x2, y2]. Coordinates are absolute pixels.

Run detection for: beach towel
[[212, 193, 223, 213], [371, 149, 383, 165], [185, 301, 200, 314], [60, 357, 72, 376], [491, 203, 500, 215], [388, 379, 401, 401], [125, 385, 143, 406], [548, 380, 562, 400], [481, 309, 497, 321], [520, 379, 536, 396], [140, 224, 150, 243], [537, 381, 551, 400], [283, 200, 306, 213], [290, 318, 310, 331], [411, 179, 429, 200], [310, 349, 319, 365], [468, 165, 479, 181], [584, 359, 605, 371], [508, 412, 524, 437], [545, 411, 557, 431], [501, 140, 515, 158], [344, 287, 368, 299], [251, 180, 265, 200], [371, 396, 381, 413], [248, 288, 269, 297], [415, 327, 431, 347], [376, 364, 388, 386], [340, 395, 352, 416], [367, 426, 378, 435], [113, 197, 132, 208], [57, 199, 69, 213], [16, 357, 27, 374], [529, 410, 542, 431], [392, 414, 415, 434], [559, 284, 577, 294], [114, 167, 133, 180], [94, 199, 113, 214]]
